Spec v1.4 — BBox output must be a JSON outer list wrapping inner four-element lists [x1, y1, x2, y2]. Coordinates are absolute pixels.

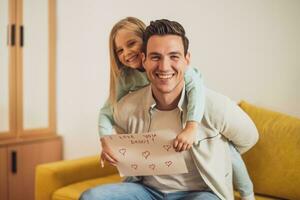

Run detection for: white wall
[[57, 0, 300, 159]]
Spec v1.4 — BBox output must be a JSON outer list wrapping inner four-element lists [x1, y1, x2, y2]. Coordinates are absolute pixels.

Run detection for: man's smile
[[155, 72, 175, 79]]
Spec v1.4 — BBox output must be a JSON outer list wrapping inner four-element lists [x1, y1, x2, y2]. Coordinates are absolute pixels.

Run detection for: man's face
[[142, 35, 190, 95]]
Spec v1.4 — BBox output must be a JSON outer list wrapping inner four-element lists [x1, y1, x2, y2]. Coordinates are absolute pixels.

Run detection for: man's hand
[[100, 137, 118, 167], [173, 121, 198, 152]]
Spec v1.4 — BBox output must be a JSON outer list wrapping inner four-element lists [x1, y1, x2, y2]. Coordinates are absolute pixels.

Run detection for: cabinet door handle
[[11, 151, 17, 174], [11, 24, 16, 46], [7, 25, 9, 45], [20, 25, 24, 47]]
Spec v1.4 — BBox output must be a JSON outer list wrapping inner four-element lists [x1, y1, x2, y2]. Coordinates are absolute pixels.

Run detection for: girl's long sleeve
[[98, 68, 149, 137], [184, 67, 205, 122]]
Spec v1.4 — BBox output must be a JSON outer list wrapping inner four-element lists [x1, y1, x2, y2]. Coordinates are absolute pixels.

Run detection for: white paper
[[104, 130, 188, 177]]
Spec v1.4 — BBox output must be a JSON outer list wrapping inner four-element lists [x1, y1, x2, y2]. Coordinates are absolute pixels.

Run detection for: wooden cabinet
[[0, 137, 62, 200], [0, 147, 8, 200], [0, 0, 61, 199]]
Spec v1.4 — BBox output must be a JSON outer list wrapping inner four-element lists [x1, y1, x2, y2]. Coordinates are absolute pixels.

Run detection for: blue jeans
[[80, 182, 220, 200]]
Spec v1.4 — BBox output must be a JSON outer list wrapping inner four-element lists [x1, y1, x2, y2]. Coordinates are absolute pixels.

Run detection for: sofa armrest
[[35, 155, 118, 200]]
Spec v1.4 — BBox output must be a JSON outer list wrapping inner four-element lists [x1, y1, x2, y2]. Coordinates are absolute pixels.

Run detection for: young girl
[[99, 17, 254, 200]]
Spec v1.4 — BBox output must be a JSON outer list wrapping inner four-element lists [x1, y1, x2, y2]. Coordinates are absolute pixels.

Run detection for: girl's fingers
[[100, 157, 105, 168], [100, 152, 107, 167], [181, 143, 188, 151], [173, 139, 179, 149], [176, 142, 184, 152], [103, 152, 118, 164]]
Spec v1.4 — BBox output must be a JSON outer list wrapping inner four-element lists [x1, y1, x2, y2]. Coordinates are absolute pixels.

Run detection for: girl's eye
[[128, 41, 136, 47], [116, 49, 123, 55]]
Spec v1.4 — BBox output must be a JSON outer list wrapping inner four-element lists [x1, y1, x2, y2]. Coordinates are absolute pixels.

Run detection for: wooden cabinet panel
[[7, 137, 62, 200], [7, 146, 21, 200], [1, 0, 56, 138], [1, 0, 59, 199], [0, 147, 8, 200]]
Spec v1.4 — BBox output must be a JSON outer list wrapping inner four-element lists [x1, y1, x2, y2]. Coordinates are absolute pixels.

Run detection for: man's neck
[[151, 81, 184, 111]]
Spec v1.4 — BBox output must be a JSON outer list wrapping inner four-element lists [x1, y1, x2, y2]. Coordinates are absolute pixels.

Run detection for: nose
[[123, 47, 132, 57], [158, 57, 171, 71]]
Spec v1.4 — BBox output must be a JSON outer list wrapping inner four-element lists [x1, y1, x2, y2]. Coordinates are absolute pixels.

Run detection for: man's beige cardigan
[[113, 86, 259, 200]]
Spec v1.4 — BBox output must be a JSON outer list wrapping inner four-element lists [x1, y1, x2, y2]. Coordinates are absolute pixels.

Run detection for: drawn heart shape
[[163, 145, 171, 151], [131, 164, 138, 170], [165, 161, 173, 167], [119, 148, 126, 156], [149, 164, 155, 170], [142, 151, 150, 159]]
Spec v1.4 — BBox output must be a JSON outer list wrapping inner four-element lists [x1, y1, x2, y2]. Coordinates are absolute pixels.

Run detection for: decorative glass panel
[[0, 0, 10, 133], [23, 0, 49, 129]]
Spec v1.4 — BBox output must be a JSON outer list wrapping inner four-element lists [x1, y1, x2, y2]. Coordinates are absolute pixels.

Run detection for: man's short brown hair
[[142, 19, 189, 56]]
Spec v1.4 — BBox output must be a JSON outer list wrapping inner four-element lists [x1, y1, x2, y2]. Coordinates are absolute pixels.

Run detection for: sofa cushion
[[239, 101, 300, 200], [36, 156, 119, 200], [234, 191, 281, 200], [52, 174, 122, 200]]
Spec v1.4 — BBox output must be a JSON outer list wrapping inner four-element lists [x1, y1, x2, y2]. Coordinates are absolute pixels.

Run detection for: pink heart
[[165, 161, 173, 167], [131, 164, 138, 170], [163, 145, 171, 151], [149, 164, 156, 170], [118, 148, 126, 156], [142, 151, 150, 159]]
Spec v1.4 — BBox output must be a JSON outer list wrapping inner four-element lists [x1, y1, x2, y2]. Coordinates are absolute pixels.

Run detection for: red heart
[[119, 148, 126, 156], [142, 151, 150, 159], [131, 164, 138, 170], [149, 164, 155, 170], [163, 145, 171, 151], [165, 161, 172, 167]]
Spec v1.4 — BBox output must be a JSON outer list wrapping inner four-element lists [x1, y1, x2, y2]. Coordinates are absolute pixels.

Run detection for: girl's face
[[114, 29, 143, 69]]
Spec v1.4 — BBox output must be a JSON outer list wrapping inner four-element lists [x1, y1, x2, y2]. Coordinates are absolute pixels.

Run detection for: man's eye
[[171, 56, 179, 60], [150, 56, 160, 61]]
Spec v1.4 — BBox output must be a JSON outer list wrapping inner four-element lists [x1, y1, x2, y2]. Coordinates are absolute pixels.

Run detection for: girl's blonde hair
[[108, 17, 146, 104]]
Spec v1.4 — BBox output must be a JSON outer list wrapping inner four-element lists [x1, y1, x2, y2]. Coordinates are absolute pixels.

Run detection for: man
[[81, 19, 258, 200]]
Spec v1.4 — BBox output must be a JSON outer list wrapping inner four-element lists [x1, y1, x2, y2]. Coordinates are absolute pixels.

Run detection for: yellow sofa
[[35, 101, 300, 200]]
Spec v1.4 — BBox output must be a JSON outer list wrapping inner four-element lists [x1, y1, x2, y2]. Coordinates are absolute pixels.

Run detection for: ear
[[142, 52, 146, 65], [185, 52, 190, 66]]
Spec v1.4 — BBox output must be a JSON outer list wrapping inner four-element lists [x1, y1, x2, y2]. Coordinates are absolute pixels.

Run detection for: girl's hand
[[173, 121, 198, 152], [100, 137, 118, 167]]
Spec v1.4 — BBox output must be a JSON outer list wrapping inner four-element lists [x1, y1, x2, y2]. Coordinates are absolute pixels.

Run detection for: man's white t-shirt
[[142, 108, 209, 193]]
